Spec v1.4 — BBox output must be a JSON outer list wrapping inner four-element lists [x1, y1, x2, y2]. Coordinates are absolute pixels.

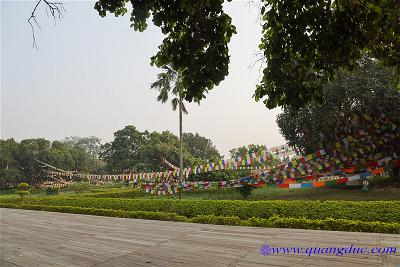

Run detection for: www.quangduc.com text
[[260, 244, 397, 256]]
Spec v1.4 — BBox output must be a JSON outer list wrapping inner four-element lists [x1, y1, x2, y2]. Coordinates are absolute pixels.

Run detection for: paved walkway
[[0, 208, 399, 266]]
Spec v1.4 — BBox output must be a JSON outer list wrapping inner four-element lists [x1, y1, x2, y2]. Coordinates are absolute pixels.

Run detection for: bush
[[190, 214, 242, 226], [63, 182, 92, 194], [238, 184, 255, 199], [0, 189, 16, 195], [46, 187, 60, 195], [1, 197, 399, 224], [18, 183, 29, 191], [0, 203, 188, 222], [367, 175, 394, 186], [16, 183, 30, 199]]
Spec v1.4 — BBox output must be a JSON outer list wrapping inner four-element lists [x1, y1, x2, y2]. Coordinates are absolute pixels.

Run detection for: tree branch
[[28, 0, 65, 49]]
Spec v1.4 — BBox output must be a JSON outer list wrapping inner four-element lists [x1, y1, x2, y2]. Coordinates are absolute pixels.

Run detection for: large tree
[[182, 132, 221, 162], [229, 144, 281, 167], [0, 137, 103, 188], [100, 126, 149, 173], [100, 126, 222, 173], [276, 58, 400, 155], [94, 0, 398, 110], [62, 136, 102, 159], [142, 130, 200, 171], [229, 144, 267, 160], [0, 139, 21, 189]]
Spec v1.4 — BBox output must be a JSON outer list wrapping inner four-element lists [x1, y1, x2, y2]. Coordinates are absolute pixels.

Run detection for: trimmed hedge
[[1, 203, 399, 234], [1, 197, 399, 223], [0, 203, 188, 222]]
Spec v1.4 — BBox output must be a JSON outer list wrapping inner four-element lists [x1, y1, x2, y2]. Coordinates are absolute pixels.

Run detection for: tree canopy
[[276, 58, 400, 155], [255, 0, 400, 109], [151, 65, 188, 113], [100, 126, 221, 173], [0, 137, 105, 189], [182, 133, 221, 162], [92, 0, 399, 109], [230, 144, 267, 160], [62, 136, 102, 158], [0, 129, 224, 188], [28, 1, 399, 109], [229, 144, 281, 167]]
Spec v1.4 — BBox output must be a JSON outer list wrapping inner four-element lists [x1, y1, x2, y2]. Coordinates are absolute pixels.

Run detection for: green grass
[[2, 175, 399, 201], [0, 194, 19, 200], [1, 185, 399, 201], [139, 186, 400, 201], [249, 187, 400, 200]]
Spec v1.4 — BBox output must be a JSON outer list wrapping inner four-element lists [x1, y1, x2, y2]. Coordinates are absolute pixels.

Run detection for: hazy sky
[[1, 0, 286, 157]]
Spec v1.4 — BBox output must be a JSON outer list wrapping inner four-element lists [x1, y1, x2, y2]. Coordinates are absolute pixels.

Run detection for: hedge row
[[1, 197, 399, 223], [1, 203, 399, 234], [0, 203, 187, 222]]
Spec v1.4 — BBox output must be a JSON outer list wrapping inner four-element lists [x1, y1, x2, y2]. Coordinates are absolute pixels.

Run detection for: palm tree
[[151, 65, 187, 196]]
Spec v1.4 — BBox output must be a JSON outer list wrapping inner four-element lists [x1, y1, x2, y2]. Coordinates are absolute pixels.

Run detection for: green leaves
[[101, 126, 221, 173], [276, 58, 400, 154], [94, 0, 399, 109], [256, 0, 400, 109], [182, 133, 221, 163]]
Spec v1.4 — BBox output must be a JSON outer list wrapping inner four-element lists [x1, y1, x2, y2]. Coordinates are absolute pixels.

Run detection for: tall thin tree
[[151, 66, 188, 198]]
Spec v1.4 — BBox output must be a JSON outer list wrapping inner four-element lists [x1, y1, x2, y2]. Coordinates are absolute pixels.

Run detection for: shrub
[[238, 184, 255, 199], [16, 183, 30, 199], [46, 187, 60, 195], [63, 182, 92, 194], [0, 203, 188, 222], [367, 175, 394, 186], [0, 189, 16, 195], [18, 183, 29, 191]]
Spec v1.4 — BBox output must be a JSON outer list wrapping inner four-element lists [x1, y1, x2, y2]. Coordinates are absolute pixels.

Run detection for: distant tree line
[[229, 144, 282, 168], [0, 129, 222, 189], [0, 137, 105, 189]]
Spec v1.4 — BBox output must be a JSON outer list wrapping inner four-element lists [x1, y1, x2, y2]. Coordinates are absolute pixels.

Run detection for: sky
[[1, 0, 286, 157]]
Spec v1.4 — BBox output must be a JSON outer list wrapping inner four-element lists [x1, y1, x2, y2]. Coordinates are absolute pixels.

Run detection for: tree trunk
[[178, 95, 183, 199], [30, 168, 35, 188]]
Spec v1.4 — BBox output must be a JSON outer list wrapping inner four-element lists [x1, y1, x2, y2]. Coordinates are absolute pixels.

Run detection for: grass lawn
[[143, 186, 400, 201], [249, 186, 400, 201], [1, 184, 399, 201]]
